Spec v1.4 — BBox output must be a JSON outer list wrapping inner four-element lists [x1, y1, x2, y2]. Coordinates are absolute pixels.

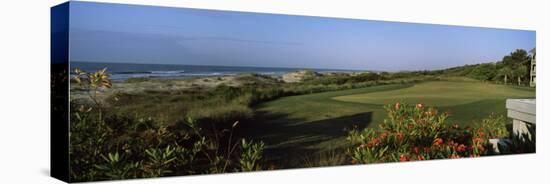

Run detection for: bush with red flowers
[[347, 102, 508, 164]]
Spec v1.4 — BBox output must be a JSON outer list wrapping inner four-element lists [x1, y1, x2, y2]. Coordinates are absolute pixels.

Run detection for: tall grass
[[302, 149, 347, 167], [69, 69, 266, 182]]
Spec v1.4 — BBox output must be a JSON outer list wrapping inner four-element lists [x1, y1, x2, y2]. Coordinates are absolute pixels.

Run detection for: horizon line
[[70, 60, 498, 73]]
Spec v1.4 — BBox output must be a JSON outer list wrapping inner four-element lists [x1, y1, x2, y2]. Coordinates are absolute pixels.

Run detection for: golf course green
[[243, 81, 535, 167], [333, 81, 534, 106]]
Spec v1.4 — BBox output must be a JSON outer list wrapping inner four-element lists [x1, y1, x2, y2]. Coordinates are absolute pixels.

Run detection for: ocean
[[70, 62, 357, 81]]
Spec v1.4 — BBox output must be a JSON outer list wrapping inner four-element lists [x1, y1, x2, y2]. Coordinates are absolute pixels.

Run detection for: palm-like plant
[[73, 68, 112, 101], [73, 68, 112, 120], [514, 65, 528, 86], [144, 146, 177, 177], [498, 67, 512, 85], [94, 152, 141, 180]]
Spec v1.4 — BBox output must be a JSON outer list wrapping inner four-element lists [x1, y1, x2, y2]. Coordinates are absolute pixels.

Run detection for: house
[[530, 48, 536, 87]]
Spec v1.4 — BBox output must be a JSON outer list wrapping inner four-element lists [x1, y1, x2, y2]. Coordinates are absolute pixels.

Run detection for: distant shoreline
[[70, 61, 366, 81]]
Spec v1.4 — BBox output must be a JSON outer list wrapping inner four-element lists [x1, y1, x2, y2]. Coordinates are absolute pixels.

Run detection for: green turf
[[242, 84, 410, 167], [332, 81, 535, 126], [242, 81, 535, 168], [333, 81, 535, 107]]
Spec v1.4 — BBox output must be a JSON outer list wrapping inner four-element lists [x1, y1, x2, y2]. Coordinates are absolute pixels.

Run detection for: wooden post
[[506, 99, 536, 139], [491, 99, 536, 153]]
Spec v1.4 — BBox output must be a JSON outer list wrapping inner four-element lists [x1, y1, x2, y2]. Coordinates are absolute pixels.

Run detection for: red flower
[[433, 138, 444, 146], [417, 155, 425, 160], [473, 137, 485, 144], [369, 138, 381, 147], [367, 143, 374, 148], [457, 144, 467, 152], [395, 102, 401, 110], [412, 147, 420, 154], [477, 145, 486, 153], [396, 132, 405, 141], [448, 141, 458, 147], [380, 132, 389, 139], [478, 131, 485, 138], [425, 111, 432, 116], [399, 154, 409, 162]]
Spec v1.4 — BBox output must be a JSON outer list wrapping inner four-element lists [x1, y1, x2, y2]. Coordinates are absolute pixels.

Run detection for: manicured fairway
[[332, 81, 535, 125], [243, 81, 535, 167], [333, 81, 534, 107]]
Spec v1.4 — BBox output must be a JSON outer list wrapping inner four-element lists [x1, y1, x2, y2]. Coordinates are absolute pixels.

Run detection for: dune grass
[[242, 81, 534, 168]]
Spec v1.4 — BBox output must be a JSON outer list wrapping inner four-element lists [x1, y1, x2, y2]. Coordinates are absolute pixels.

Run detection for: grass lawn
[[241, 81, 535, 168]]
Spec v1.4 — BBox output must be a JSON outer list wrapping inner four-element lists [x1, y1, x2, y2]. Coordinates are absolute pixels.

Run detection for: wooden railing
[[489, 99, 536, 152]]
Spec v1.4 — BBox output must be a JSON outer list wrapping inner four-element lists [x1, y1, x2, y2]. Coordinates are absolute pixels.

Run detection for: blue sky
[[69, 1, 535, 71]]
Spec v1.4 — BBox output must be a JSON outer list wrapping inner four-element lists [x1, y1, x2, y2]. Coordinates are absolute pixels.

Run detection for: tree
[[498, 66, 512, 85], [500, 49, 531, 86], [469, 63, 497, 81], [529, 48, 536, 57], [502, 49, 530, 67], [514, 65, 528, 86]]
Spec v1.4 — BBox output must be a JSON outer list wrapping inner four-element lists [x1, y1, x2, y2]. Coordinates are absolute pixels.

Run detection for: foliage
[[239, 139, 265, 171], [69, 69, 266, 182], [499, 124, 536, 154], [143, 146, 177, 177], [473, 115, 508, 139], [302, 149, 348, 168], [497, 66, 513, 84], [125, 77, 151, 83], [69, 103, 111, 181], [306, 72, 384, 85], [104, 72, 435, 130], [347, 103, 500, 164], [514, 65, 528, 86], [72, 68, 112, 123], [94, 152, 141, 180], [73, 68, 112, 105], [69, 50, 536, 181], [432, 49, 535, 86], [469, 63, 497, 81]]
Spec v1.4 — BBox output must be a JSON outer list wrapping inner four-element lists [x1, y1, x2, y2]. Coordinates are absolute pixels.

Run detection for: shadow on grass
[[238, 111, 373, 168]]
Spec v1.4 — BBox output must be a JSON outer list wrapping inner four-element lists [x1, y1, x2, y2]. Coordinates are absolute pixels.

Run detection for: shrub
[[239, 139, 265, 171], [143, 146, 177, 177], [69, 69, 266, 181], [94, 152, 142, 180], [186, 103, 253, 124], [125, 77, 151, 83], [473, 115, 508, 139], [499, 124, 535, 154], [347, 103, 494, 164], [69, 103, 112, 181], [302, 149, 347, 167]]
